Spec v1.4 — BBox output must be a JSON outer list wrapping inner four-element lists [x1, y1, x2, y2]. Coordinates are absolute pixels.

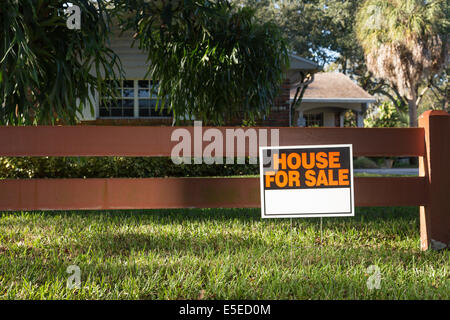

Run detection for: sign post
[[259, 144, 354, 218]]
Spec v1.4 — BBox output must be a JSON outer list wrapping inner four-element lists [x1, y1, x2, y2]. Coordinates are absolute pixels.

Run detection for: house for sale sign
[[259, 144, 354, 218]]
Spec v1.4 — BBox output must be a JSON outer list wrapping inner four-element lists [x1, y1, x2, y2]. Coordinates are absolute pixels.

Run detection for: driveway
[[354, 168, 419, 176]]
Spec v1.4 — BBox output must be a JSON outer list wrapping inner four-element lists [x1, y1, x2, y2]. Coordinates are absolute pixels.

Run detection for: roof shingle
[[291, 72, 376, 102]]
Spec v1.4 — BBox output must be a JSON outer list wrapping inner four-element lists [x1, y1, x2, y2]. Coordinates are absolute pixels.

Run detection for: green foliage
[[353, 156, 379, 169], [356, 0, 447, 51], [121, 0, 289, 125], [343, 110, 357, 127], [355, 0, 448, 126], [1, 0, 288, 125], [364, 101, 406, 128], [0, 0, 123, 125], [0, 157, 259, 179], [232, 0, 362, 67]]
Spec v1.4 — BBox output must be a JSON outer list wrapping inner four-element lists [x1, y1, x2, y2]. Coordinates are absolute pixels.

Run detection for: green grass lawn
[[0, 207, 448, 300]]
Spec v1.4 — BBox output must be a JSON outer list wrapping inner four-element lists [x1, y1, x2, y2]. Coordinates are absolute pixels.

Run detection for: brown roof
[[291, 72, 376, 103]]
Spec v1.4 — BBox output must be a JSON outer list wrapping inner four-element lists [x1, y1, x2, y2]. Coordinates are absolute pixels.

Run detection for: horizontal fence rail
[[0, 177, 427, 211], [0, 126, 425, 157]]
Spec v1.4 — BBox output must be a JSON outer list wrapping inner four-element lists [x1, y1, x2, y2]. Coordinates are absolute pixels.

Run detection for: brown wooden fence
[[0, 110, 448, 250]]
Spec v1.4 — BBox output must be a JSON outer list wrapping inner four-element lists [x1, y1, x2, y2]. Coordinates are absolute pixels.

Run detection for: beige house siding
[[109, 29, 149, 80]]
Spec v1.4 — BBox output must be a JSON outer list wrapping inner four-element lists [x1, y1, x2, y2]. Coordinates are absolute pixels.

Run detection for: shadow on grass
[[0, 206, 419, 223], [46, 214, 421, 260]]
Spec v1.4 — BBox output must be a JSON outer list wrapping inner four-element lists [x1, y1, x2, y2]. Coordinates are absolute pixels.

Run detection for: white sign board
[[259, 144, 354, 218]]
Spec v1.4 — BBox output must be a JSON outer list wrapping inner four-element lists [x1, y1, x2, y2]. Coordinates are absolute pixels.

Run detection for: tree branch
[[415, 83, 432, 108]]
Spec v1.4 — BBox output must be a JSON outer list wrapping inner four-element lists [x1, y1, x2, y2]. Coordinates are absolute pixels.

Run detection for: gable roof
[[291, 72, 376, 103]]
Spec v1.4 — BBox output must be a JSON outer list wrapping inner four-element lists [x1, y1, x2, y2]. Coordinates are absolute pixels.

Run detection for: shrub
[[364, 101, 406, 128], [353, 157, 379, 169], [0, 157, 260, 179]]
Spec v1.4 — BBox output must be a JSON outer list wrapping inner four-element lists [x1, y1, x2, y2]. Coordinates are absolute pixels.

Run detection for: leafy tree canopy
[[0, 0, 122, 125], [232, 0, 361, 67], [118, 0, 289, 124], [0, 0, 289, 125], [364, 101, 407, 128], [356, 0, 448, 126]]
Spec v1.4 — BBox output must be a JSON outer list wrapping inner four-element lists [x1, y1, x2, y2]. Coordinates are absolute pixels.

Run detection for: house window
[[99, 80, 172, 118], [137, 80, 172, 118], [304, 112, 323, 127], [99, 80, 134, 117]]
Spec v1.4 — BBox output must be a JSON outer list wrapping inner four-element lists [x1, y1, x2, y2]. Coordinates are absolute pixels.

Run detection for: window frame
[[304, 112, 324, 127], [98, 79, 172, 119]]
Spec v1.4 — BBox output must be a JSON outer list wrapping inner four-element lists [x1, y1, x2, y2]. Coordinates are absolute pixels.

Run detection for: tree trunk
[[408, 98, 418, 127]]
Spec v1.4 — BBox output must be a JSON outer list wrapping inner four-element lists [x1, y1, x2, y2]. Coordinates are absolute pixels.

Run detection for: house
[[292, 72, 376, 127], [79, 27, 374, 127]]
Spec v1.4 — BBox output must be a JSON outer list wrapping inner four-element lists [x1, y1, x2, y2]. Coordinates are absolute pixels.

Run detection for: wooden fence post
[[418, 110, 450, 250]]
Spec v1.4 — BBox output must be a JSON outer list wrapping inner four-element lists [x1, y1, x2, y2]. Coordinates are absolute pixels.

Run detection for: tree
[[232, 0, 362, 67], [355, 0, 448, 127], [119, 0, 289, 125], [0, 0, 122, 125], [1, 0, 289, 125], [235, 0, 448, 123], [364, 101, 408, 128], [231, 0, 363, 126]]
